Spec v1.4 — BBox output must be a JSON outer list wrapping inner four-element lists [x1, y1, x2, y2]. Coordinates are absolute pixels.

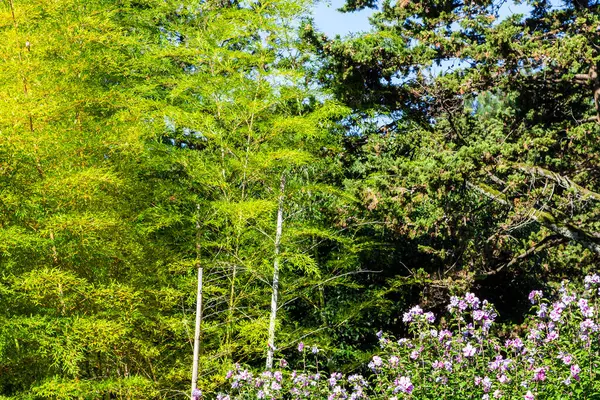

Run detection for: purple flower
[[580, 318, 598, 335], [425, 312, 435, 323], [532, 367, 546, 382], [328, 372, 342, 387], [505, 338, 523, 351], [578, 298, 594, 318], [545, 330, 559, 342], [561, 293, 576, 305], [192, 388, 202, 400], [298, 342, 305, 352], [463, 343, 477, 357], [482, 377, 492, 392], [489, 357, 501, 372], [368, 356, 383, 370], [527, 328, 541, 341], [394, 376, 413, 394], [444, 361, 453, 372], [550, 302, 565, 321], [473, 310, 485, 321], [439, 329, 452, 340], [528, 290, 543, 304], [465, 293, 481, 309], [536, 303, 548, 318], [311, 345, 319, 354], [584, 274, 600, 289], [448, 296, 460, 312], [409, 305, 423, 315]]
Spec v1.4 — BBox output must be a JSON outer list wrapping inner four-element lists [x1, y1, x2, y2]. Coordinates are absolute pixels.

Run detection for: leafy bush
[[209, 274, 600, 399]]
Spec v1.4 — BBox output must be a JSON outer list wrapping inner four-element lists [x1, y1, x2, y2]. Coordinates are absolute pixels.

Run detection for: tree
[[303, 0, 600, 320], [1, 0, 360, 396]]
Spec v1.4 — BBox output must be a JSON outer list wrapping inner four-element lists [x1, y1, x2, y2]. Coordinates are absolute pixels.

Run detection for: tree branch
[[467, 181, 600, 255], [475, 235, 565, 279], [515, 163, 600, 201]]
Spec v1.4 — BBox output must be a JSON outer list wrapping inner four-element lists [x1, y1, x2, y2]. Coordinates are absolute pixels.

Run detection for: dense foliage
[[302, 0, 600, 332], [1, 0, 599, 398]]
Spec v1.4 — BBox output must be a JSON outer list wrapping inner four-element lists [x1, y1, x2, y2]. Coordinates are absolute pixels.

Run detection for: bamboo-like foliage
[[0, 0, 359, 397]]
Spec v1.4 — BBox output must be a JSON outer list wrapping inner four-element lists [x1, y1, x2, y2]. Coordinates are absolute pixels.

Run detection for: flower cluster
[[212, 274, 600, 399]]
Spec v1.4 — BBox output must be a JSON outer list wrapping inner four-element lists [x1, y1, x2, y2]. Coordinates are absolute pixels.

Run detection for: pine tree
[[304, 0, 600, 319]]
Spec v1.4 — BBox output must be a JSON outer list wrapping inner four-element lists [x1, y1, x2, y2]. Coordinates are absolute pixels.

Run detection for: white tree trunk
[[191, 205, 203, 398], [266, 173, 285, 370]]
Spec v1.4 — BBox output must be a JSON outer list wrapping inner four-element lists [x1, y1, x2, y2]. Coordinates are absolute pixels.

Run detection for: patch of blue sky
[[312, 0, 566, 38], [312, 0, 374, 36]]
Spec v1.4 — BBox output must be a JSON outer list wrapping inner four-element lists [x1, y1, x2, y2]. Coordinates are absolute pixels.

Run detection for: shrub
[[211, 274, 600, 399]]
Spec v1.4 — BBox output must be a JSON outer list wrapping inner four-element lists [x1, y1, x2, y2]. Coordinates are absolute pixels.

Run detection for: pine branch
[[467, 181, 600, 255], [515, 163, 600, 201]]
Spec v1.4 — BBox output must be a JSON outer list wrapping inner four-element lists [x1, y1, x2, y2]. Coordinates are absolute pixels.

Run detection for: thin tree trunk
[[191, 204, 203, 398], [266, 173, 286, 370]]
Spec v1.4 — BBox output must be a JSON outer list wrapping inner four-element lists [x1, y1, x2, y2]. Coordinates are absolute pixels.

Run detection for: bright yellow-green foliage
[[0, 0, 354, 398]]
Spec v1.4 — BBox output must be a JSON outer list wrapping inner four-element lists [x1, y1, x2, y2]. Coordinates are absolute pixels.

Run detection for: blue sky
[[311, 0, 536, 37]]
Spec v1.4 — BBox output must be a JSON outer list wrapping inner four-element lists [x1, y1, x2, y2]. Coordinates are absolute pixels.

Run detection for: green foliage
[[3, 0, 599, 396]]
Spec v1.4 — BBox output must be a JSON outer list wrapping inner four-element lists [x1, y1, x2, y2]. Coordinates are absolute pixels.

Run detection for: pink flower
[[545, 331, 559, 342], [560, 353, 572, 365], [524, 391, 535, 400], [571, 364, 581, 380], [532, 367, 546, 382]]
